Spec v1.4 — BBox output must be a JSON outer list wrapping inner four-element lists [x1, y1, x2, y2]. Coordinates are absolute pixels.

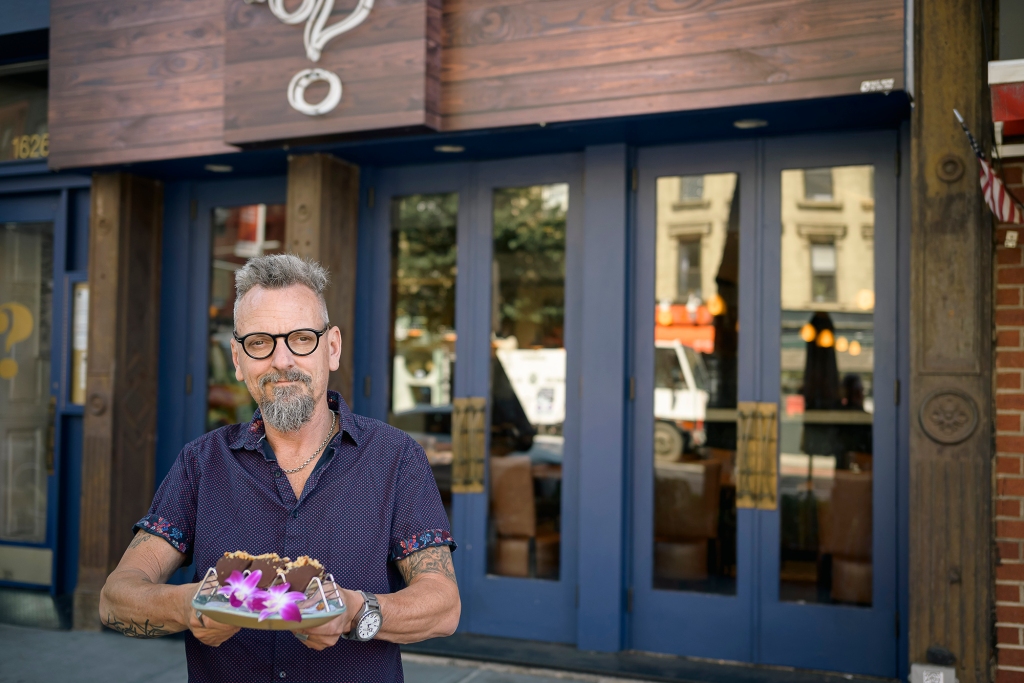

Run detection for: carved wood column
[[285, 153, 360, 405], [909, 0, 995, 677], [74, 174, 163, 630]]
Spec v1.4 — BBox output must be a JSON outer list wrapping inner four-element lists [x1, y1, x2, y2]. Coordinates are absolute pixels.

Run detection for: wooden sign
[[224, 0, 440, 146], [735, 402, 778, 510]]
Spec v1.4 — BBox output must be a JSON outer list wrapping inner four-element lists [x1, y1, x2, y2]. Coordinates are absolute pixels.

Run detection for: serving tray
[[191, 567, 346, 631]]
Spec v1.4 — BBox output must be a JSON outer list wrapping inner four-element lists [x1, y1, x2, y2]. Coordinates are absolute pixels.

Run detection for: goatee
[[257, 369, 316, 432]]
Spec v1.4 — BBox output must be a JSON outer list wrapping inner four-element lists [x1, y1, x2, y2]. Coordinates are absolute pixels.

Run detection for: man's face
[[231, 284, 341, 432]]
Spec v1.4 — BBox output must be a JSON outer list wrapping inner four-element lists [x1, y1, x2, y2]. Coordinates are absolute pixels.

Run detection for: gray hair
[[233, 254, 330, 328]]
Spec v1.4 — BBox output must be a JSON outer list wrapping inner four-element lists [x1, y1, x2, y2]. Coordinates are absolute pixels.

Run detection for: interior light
[[707, 294, 726, 316], [205, 164, 233, 173], [816, 329, 835, 348], [800, 323, 817, 343], [848, 340, 862, 356], [835, 336, 850, 353], [733, 119, 768, 130], [434, 145, 465, 153], [856, 289, 875, 310]]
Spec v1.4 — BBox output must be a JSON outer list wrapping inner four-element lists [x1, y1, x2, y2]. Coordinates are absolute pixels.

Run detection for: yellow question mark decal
[[0, 302, 34, 380]]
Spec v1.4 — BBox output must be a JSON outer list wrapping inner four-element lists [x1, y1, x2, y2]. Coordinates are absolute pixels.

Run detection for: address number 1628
[[11, 133, 49, 159]]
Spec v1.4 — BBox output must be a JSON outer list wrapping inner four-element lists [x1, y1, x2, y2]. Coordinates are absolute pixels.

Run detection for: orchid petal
[[226, 570, 246, 586], [229, 593, 245, 608], [279, 603, 302, 622], [244, 570, 263, 588], [258, 609, 274, 622]]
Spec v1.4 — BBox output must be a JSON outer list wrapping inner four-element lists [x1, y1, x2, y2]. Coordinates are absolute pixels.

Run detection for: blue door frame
[[0, 162, 91, 596], [630, 132, 904, 678], [363, 155, 584, 644]]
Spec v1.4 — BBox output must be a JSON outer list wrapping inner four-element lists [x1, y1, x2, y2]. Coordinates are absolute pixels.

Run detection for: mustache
[[257, 368, 313, 392]]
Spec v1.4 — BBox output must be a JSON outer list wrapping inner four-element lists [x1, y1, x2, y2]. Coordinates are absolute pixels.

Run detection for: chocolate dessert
[[281, 556, 325, 592], [215, 551, 254, 584], [248, 553, 289, 588]]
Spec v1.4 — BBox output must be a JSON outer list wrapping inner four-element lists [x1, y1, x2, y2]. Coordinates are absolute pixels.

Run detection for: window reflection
[[388, 194, 458, 521], [653, 174, 739, 594], [779, 166, 875, 606], [207, 204, 286, 431], [488, 184, 568, 580]]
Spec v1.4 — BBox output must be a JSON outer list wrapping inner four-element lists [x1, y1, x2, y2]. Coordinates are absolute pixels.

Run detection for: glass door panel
[[206, 204, 286, 430], [487, 183, 568, 581], [0, 221, 53, 544], [778, 166, 875, 607], [652, 173, 739, 595], [387, 193, 458, 521]]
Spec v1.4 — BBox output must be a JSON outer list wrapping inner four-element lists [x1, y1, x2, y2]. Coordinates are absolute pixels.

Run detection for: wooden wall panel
[[48, 0, 236, 170], [48, 0, 904, 169]]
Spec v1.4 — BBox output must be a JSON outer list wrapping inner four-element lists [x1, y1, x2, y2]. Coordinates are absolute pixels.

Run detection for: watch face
[[357, 611, 382, 640]]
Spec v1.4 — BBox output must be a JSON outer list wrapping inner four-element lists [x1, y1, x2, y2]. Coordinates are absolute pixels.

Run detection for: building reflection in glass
[[652, 173, 739, 594], [388, 193, 459, 522], [779, 166, 875, 606]]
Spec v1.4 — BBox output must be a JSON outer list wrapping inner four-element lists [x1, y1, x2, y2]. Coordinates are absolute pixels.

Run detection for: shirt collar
[[228, 390, 361, 451]]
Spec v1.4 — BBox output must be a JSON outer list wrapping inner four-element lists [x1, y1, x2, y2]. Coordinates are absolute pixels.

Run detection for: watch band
[[342, 591, 381, 641]]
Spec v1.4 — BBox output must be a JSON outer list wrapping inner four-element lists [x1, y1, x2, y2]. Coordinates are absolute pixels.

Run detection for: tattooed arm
[[99, 531, 239, 646], [296, 545, 460, 649]]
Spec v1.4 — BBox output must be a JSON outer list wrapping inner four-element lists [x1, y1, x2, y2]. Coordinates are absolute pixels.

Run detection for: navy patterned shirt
[[134, 391, 455, 683]]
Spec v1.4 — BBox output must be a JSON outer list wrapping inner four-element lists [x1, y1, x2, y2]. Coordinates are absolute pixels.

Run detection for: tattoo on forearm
[[397, 546, 457, 585], [105, 613, 171, 638], [128, 532, 152, 550]]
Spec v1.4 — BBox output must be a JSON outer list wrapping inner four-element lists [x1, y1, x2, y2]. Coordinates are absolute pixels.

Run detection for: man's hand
[[185, 599, 242, 648], [294, 588, 364, 650]]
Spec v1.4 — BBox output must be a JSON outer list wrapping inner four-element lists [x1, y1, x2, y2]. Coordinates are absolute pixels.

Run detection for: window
[[804, 168, 834, 201], [679, 176, 704, 201], [810, 241, 837, 302], [677, 238, 702, 301]]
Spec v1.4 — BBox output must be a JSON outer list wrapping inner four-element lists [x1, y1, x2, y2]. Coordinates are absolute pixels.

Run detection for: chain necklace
[[280, 412, 337, 474]]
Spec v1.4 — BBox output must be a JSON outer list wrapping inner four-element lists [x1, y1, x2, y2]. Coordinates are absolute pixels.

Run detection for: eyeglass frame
[[232, 326, 330, 360]]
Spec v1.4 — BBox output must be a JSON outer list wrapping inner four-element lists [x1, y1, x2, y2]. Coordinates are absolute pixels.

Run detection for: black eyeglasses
[[233, 326, 329, 360]]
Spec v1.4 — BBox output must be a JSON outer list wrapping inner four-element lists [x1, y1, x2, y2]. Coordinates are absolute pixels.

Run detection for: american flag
[[955, 109, 1024, 225]]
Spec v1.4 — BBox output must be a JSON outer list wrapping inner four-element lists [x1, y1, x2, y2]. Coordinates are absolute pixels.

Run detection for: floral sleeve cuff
[[133, 514, 190, 554], [390, 529, 456, 562]]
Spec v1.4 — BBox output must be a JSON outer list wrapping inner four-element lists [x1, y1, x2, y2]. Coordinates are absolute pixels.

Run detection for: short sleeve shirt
[[134, 391, 455, 683]]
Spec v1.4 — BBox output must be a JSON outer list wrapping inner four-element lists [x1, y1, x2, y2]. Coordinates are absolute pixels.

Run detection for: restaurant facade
[[0, 0, 1020, 681]]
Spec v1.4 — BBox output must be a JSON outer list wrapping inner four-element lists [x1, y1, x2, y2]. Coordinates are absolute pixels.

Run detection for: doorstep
[[403, 634, 896, 683]]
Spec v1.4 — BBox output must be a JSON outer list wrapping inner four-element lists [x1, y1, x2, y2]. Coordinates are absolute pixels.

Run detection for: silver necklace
[[280, 412, 337, 474]]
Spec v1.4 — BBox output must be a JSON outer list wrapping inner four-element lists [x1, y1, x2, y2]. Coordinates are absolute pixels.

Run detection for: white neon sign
[[245, 0, 374, 116]]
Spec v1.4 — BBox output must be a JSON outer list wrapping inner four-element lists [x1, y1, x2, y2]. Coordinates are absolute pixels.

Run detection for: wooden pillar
[[74, 174, 163, 630], [909, 0, 994, 678], [286, 153, 360, 405]]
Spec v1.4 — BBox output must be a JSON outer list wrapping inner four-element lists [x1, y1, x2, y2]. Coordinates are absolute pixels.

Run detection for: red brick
[[997, 669, 1024, 683], [998, 604, 1024, 623], [1006, 165, 1024, 186], [999, 499, 1023, 518], [1000, 564, 1024, 581], [1001, 249, 1024, 265], [1001, 331, 1023, 348], [999, 352, 1024, 369], [999, 309, 1024, 327], [999, 520, 1024, 539], [1000, 372, 1023, 389], [1000, 438, 1024, 455], [1000, 287, 1023, 306], [1001, 626, 1023, 645], [1001, 648, 1024, 668], [1000, 394, 1024, 411], [1000, 456, 1024, 474], [1001, 478, 1024, 497], [1000, 414, 1022, 432], [1004, 541, 1024, 562], [999, 584, 1022, 602]]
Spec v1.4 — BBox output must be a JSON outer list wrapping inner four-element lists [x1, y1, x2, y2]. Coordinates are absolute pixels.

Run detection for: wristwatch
[[342, 591, 382, 641]]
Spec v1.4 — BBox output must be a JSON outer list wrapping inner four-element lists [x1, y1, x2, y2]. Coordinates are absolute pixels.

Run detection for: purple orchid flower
[[218, 569, 264, 609], [256, 583, 306, 623]]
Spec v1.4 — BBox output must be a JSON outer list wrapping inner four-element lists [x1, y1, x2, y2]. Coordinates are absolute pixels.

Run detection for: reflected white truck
[[653, 340, 710, 459]]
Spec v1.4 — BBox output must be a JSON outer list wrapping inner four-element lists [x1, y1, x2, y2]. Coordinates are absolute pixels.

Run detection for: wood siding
[[49, 0, 904, 169]]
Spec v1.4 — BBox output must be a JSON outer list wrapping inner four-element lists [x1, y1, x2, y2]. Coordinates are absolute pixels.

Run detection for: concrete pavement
[[0, 624, 645, 683]]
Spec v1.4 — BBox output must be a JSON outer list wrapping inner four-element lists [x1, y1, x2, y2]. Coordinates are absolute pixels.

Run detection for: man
[[99, 254, 459, 682]]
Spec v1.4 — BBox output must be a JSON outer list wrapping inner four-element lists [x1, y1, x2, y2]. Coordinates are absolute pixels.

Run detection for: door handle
[[452, 397, 486, 493], [735, 401, 777, 510], [46, 395, 56, 477]]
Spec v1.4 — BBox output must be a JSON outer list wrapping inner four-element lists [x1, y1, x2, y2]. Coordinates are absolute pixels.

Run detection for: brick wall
[[993, 157, 1024, 683]]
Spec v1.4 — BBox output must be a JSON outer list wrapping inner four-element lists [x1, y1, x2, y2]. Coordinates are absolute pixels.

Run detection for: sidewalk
[[0, 624, 643, 683]]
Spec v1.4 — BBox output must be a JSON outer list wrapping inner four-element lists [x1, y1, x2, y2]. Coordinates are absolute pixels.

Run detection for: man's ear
[[328, 326, 342, 372], [231, 339, 245, 382]]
